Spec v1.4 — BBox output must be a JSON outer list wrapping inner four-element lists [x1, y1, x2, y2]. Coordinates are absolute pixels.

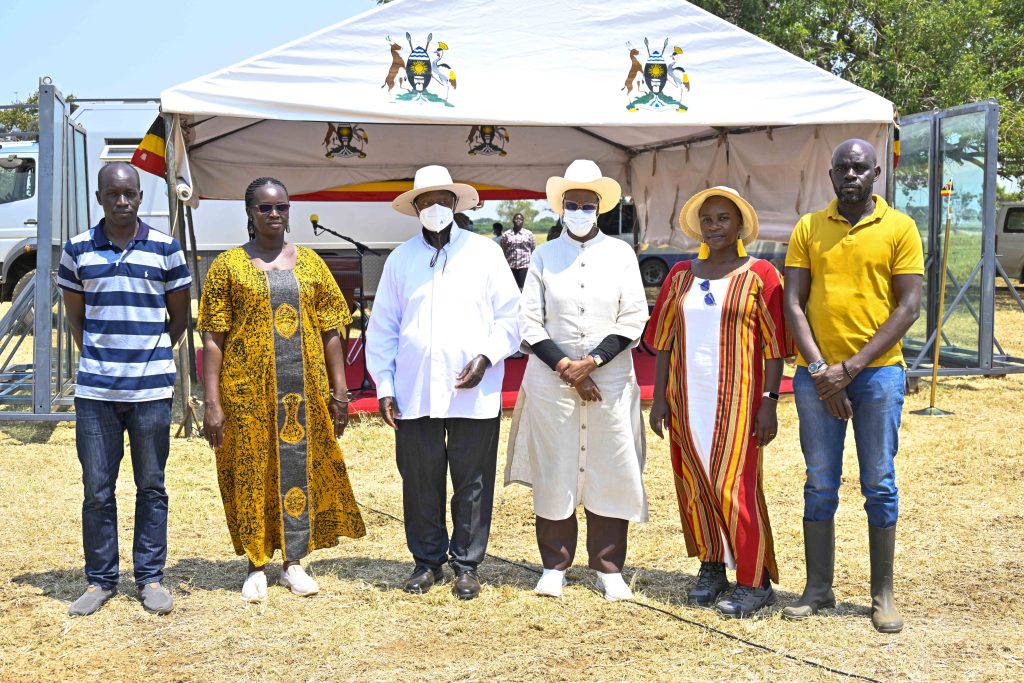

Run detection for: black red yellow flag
[[131, 116, 167, 178]]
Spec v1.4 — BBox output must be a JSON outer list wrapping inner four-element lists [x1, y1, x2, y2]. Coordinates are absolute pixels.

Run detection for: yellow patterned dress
[[197, 246, 365, 566]]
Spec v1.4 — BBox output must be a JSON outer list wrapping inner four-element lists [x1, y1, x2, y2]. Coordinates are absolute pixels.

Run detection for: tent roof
[[161, 0, 893, 148]]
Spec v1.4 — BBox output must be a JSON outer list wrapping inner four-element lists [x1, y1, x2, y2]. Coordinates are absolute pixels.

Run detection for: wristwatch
[[808, 359, 828, 374], [763, 391, 780, 401], [590, 353, 604, 367]]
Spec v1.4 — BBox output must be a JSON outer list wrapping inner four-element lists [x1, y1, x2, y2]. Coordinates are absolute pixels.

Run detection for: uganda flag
[[131, 116, 167, 178]]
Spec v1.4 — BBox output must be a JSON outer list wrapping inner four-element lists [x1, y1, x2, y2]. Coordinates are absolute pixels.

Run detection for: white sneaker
[[241, 570, 267, 603], [534, 569, 567, 597], [280, 564, 319, 597], [595, 571, 633, 601]]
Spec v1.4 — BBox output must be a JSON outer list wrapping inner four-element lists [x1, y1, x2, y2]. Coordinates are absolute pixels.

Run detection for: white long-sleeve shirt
[[366, 225, 521, 420]]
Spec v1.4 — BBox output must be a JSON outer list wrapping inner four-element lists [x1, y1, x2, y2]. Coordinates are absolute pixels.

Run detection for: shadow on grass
[[0, 421, 61, 444], [625, 565, 870, 618]]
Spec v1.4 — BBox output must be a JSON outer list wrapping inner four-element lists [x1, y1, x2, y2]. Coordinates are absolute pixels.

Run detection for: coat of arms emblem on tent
[[382, 33, 456, 107], [467, 125, 510, 156], [323, 123, 368, 158], [623, 38, 689, 112]]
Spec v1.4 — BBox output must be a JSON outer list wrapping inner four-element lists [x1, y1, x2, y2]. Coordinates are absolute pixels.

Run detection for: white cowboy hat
[[679, 186, 760, 244], [392, 165, 480, 216], [545, 160, 622, 215]]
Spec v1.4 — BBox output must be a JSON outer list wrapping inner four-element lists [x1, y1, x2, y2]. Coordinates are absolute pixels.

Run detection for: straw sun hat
[[545, 160, 622, 215], [679, 186, 760, 244], [392, 165, 480, 216]]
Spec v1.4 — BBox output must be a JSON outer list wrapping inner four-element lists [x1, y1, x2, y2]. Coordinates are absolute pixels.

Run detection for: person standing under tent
[[782, 139, 923, 633], [198, 177, 365, 602], [506, 160, 649, 601], [366, 165, 520, 601], [500, 212, 536, 290], [647, 186, 788, 618], [58, 162, 192, 616]]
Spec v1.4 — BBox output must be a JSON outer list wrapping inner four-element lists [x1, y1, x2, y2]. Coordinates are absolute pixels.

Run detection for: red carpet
[[341, 346, 793, 415], [199, 346, 793, 416]]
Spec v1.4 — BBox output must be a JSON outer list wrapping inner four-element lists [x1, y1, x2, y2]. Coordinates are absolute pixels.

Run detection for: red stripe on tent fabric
[[290, 188, 547, 202]]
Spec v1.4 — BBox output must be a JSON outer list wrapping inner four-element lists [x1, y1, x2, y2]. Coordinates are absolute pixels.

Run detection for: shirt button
[[581, 262, 586, 267], [581, 446, 586, 451], [579, 467, 585, 472], [581, 424, 587, 430], [580, 283, 585, 288]]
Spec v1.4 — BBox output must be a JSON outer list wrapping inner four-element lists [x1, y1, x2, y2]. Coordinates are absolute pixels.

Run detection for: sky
[[0, 0, 378, 100]]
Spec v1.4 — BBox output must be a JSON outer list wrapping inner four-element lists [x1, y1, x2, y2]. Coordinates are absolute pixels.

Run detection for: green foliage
[[690, 0, 1023, 182], [0, 93, 39, 140]]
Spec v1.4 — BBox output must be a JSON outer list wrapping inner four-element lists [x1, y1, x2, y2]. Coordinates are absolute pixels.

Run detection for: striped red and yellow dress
[[645, 258, 789, 587]]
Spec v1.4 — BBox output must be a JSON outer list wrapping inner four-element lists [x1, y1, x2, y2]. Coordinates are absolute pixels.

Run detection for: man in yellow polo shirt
[[782, 139, 923, 634]]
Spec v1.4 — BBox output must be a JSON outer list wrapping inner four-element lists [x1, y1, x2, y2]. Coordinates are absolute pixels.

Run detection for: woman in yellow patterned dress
[[198, 177, 365, 602]]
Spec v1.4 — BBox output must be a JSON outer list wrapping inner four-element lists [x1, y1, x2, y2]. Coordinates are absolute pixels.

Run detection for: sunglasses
[[255, 203, 290, 214], [699, 278, 715, 306], [564, 201, 598, 213]]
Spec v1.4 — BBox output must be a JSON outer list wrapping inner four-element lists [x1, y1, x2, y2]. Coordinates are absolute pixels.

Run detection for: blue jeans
[[75, 397, 172, 588], [793, 366, 905, 528]]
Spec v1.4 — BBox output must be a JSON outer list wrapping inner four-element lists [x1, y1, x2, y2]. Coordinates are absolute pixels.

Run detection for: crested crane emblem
[[382, 33, 456, 107], [623, 38, 690, 112]]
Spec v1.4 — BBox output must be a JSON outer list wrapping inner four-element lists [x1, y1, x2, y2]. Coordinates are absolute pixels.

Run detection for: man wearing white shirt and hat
[[366, 165, 521, 600]]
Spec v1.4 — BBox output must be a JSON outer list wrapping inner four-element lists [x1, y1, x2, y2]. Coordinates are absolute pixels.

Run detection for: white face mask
[[564, 209, 597, 237], [418, 204, 454, 233]]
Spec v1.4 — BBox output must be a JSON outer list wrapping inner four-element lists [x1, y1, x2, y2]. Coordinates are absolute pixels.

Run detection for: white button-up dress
[[505, 231, 650, 522]]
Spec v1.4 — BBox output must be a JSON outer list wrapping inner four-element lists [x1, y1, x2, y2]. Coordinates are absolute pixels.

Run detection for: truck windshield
[[0, 158, 35, 205]]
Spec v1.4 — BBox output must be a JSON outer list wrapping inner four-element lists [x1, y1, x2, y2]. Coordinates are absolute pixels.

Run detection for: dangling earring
[[697, 242, 710, 260], [284, 223, 290, 233], [246, 217, 255, 241], [736, 239, 747, 257]]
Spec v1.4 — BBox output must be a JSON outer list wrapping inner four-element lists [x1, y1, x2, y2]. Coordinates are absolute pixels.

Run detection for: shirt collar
[[92, 218, 151, 248], [419, 223, 465, 252], [826, 194, 889, 229], [560, 229, 606, 249]]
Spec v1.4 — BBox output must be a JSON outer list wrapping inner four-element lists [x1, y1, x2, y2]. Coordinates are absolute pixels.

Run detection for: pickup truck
[[997, 202, 1024, 282], [637, 240, 789, 287]]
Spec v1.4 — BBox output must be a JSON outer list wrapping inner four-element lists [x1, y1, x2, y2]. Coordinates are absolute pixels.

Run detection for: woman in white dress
[[506, 160, 649, 600]]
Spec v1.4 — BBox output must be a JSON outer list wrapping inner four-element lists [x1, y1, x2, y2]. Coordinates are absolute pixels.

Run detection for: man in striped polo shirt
[[57, 162, 192, 616]]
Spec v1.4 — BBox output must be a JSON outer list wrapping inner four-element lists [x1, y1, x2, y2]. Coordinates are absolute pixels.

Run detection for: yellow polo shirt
[[785, 195, 924, 368]]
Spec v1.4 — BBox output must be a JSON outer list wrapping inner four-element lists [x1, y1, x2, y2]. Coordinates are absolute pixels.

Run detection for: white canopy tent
[[161, 0, 895, 245]]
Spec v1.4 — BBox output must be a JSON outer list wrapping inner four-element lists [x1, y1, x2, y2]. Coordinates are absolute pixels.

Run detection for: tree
[[690, 0, 1024, 182], [0, 93, 39, 140], [495, 200, 539, 230]]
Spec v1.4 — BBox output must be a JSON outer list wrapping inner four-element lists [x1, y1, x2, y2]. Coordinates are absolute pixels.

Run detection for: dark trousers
[[395, 415, 500, 573], [75, 397, 172, 589], [536, 509, 629, 573], [511, 267, 528, 290]]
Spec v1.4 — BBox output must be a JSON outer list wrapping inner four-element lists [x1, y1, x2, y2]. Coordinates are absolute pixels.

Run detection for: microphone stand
[[312, 220, 379, 396]]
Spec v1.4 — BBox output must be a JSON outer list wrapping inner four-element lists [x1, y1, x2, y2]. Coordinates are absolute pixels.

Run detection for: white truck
[[997, 202, 1024, 282], [0, 100, 423, 300]]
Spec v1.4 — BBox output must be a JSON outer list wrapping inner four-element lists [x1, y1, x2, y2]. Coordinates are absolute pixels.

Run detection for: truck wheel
[[640, 259, 669, 288], [9, 269, 36, 333]]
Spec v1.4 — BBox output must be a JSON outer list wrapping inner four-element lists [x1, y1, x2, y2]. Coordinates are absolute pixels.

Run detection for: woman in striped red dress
[[647, 186, 788, 618]]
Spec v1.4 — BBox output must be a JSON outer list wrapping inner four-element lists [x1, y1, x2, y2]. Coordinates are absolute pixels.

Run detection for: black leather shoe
[[404, 567, 444, 595], [452, 571, 481, 600]]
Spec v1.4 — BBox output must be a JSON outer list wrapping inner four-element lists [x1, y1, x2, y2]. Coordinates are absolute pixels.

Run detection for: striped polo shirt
[[56, 219, 192, 402]]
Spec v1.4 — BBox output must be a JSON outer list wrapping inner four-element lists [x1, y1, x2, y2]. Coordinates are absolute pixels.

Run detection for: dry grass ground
[[1, 293, 1023, 682]]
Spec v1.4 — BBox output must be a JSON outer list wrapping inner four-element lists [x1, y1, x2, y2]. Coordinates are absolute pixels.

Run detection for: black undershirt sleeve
[[588, 334, 633, 365], [530, 339, 570, 371]]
